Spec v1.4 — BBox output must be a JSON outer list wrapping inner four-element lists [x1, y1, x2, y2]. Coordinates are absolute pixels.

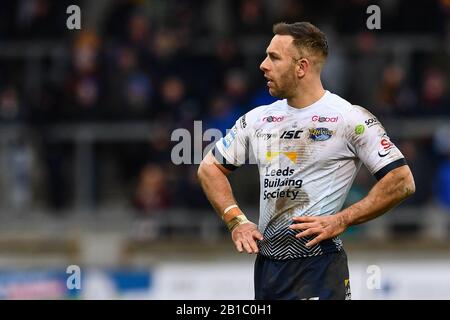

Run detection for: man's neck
[[287, 82, 326, 109]]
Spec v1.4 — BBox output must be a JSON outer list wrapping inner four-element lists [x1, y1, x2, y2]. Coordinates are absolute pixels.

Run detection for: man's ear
[[296, 58, 309, 78]]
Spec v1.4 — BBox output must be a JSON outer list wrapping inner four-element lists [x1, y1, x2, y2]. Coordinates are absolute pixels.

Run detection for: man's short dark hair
[[273, 22, 328, 68]]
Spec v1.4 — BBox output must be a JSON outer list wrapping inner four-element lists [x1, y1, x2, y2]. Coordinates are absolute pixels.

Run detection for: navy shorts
[[254, 250, 351, 300]]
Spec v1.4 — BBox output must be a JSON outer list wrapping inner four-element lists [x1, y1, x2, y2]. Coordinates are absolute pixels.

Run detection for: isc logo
[[280, 130, 303, 139]]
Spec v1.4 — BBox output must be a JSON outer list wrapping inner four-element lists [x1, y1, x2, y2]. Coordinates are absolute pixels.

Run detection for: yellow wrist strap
[[226, 215, 250, 232]]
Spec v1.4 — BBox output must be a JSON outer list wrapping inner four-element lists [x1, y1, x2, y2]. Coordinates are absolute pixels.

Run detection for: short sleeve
[[346, 106, 407, 180], [213, 114, 249, 171]]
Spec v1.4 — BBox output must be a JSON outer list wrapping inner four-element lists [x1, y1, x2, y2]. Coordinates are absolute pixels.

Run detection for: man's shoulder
[[326, 92, 376, 120], [325, 91, 352, 111], [342, 103, 379, 124]]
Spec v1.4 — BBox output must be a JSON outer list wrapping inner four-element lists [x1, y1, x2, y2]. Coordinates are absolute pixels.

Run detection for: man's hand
[[288, 166, 415, 248], [231, 222, 264, 254], [289, 215, 348, 248]]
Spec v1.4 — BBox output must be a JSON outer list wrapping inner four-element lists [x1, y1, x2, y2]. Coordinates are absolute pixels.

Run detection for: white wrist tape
[[223, 204, 238, 216]]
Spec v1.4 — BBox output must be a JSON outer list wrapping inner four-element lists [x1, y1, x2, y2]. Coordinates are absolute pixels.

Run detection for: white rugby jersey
[[213, 90, 406, 260]]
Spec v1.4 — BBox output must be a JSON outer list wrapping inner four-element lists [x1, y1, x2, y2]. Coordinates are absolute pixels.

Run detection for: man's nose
[[260, 57, 269, 72]]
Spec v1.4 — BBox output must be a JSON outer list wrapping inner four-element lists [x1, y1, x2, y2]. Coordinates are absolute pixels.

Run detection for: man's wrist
[[221, 205, 242, 222], [226, 214, 250, 232], [336, 210, 352, 228], [220, 205, 251, 231]]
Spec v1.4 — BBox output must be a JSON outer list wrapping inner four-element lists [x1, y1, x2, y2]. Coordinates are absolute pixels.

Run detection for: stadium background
[[0, 0, 449, 299]]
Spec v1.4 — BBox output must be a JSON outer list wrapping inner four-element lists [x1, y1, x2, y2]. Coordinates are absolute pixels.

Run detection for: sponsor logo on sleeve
[[365, 117, 379, 128], [312, 115, 339, 122], [239, 115, 247, 129], [378, 134, 395, 157], [355, 124, 365, 135], [309, 128, 334, 141], [222, 126, 238, 149]]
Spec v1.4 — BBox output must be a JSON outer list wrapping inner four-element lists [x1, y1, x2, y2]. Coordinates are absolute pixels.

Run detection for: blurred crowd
[[0, 0, 449, 215]]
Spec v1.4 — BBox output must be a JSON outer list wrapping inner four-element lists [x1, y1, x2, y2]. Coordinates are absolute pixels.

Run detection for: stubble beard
[[269, 77, 296, 100], [269, 72, 295, 99]]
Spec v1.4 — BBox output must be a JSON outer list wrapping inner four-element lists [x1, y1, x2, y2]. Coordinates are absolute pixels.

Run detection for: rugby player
[[197, 22, 415, 300]]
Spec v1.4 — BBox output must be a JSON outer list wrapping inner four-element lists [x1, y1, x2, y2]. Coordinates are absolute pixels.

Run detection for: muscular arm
[[197, 150, 237, 215], [291, 165, 415, 247], [339, 165, 415, 226], [198, 150, 263, 253]]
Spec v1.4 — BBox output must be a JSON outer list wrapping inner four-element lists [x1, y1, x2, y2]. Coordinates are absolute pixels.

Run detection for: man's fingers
[[249, 239, 259, 253], [306, 235, 325, 247], [289, 222, 316, 230], [252, 230, 264, 241], [235, 240, 243, 253], [242, 241, 253, 254], [232, 226, 263, 254], [292, 216, 316, 223], [295, 228, 321, 239]]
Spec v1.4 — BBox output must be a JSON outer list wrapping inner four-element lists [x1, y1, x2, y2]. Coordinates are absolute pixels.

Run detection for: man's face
[[260, 35, 300, 99]]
